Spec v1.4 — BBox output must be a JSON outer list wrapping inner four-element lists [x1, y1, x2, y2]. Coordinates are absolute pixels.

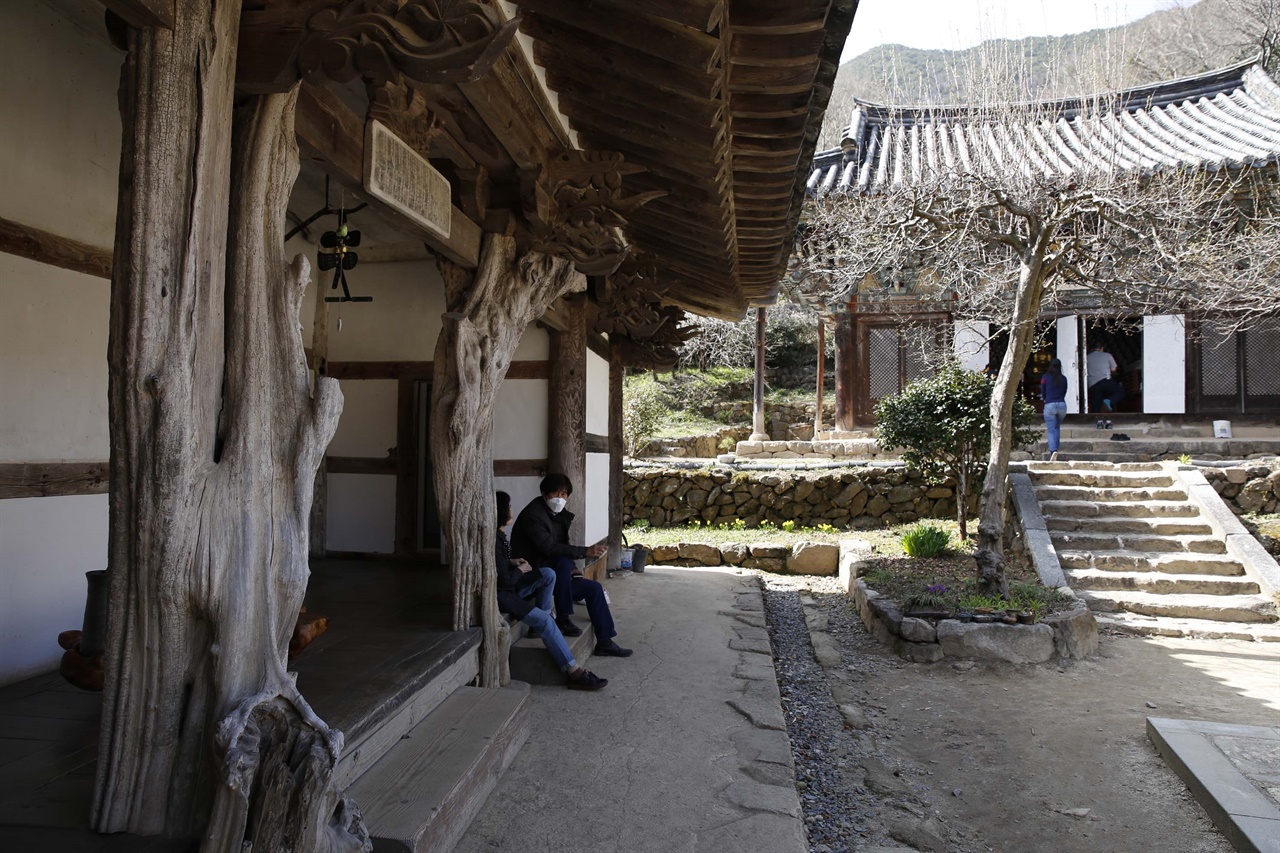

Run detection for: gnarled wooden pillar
[[607, 341, 625, 570], [431, 235, 584, 687], [833, 306, 854, 431], [547, 294, 588, 541], [750, 307, 768, 441], [94, 4, 360, 849]]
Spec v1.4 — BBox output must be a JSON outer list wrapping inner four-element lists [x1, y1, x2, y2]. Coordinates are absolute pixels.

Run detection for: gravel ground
[[753, 570, 1270, 853]]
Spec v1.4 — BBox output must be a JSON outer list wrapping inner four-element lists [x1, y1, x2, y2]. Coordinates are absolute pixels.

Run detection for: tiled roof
[[806, 60, 1280, 196]]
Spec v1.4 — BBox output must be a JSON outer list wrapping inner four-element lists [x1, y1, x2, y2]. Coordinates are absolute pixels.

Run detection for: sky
[[841, 0, 1201, 62]]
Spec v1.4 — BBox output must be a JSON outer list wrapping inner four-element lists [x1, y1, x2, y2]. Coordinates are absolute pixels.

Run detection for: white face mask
[[547, 496, 568, 514]]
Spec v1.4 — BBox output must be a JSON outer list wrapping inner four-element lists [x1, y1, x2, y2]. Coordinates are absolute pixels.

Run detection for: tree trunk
[[94, 4, 359, 849], [431, 235, 584, 687], [974, 256, 1047, 595], [957, 462, 969, 540]]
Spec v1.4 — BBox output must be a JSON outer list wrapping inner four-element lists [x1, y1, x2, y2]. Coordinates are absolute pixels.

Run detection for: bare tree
[[800, 60, 1279, 594]]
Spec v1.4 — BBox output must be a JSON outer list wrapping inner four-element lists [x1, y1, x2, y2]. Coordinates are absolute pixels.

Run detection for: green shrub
[[622, 376, 670, 456], [901, 522, 952, 558]]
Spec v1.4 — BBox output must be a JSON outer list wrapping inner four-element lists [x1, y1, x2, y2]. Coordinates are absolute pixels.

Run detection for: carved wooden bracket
[[593, 254, 672, 339], [523, 151, 665, 277], [367, 79, 442, 155], [611, 317, 697, 372], [239, 0, 521, 93]]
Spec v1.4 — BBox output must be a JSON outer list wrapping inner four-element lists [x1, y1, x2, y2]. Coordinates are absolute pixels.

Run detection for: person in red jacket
[[510, 473, 632, 658]]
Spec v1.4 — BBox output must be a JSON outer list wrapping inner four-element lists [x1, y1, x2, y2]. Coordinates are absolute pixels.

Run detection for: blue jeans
[[549, 555, 617, 641], [521, 607, 577, 672], [1043, 401, 1067, 452], [516, 566, 555, 612]]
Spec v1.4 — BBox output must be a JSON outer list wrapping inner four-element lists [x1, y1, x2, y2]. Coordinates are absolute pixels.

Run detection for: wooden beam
[[542, 64, 725, 127], [504, 361, 549, 380], [547, 295, 587, 541], [511, 0, 722, 73], [586, 332, 610, 361], [294, 83, 481, 269], [0, 462, 109, 499], [0, 216, 112, 280], [584, 433, 609, 454], [572, 0, 724, 33], [493, 459, 547, 478], [357, 241, 435, 264], [606, 343, 624, 572], [326, 456, 397, 476], [325, 359, 547, 381], [98, 0, 174, 29]]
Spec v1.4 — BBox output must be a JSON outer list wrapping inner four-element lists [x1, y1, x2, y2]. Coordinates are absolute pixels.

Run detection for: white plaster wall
[[496, 478, 544, 526], [326, 474, 396, 553], [0, 255, 110, 461], [311, 260, 445, 362], [494, 380, 549, 459], [0, 495, 109, 686], [586, 350, 609, 435], [1144, 315, 1187, 414], [953, 321, 989, 372], [0, 2, 120, 685], [584, 453, 609, 545], [327, 380, 399, 458], [513, 325, 550, 360]]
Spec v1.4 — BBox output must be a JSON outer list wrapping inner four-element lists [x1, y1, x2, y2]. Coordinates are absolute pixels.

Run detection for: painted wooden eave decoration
[[509, 0, 859, 320], [807, 59, 1280, 197]]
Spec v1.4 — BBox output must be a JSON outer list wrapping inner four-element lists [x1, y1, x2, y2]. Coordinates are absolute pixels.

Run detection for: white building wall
[[1057, 316, 1081, 413], [586, 350, 609, 435], [1143, 315, 1187, 414], [584, 453, 610, 545], [953, 321, 989, 372], [0, 1, 121, 685]]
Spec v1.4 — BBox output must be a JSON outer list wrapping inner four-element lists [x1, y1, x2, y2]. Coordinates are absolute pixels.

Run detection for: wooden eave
[[511, 0, 858, 317]]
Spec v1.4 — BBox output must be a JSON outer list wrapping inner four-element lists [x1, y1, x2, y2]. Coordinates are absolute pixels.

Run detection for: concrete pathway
[[455, 566, 806, 853]]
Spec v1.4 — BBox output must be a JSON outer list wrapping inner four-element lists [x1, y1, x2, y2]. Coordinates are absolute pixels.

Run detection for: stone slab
[[1147, 717, 1280, 853], [935, 621, 1055, 664]]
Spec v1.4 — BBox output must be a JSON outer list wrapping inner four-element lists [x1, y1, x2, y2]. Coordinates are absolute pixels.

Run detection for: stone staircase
[[1026, 462, 1280, 640], [1024, 419, 1280, 464]]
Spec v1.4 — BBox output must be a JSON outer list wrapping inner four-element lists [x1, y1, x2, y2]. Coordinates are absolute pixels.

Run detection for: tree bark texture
[[974, 251, 1049, 595], [548, 294, 587, 543], [431, 234, 584, 687], [95, 3, 359, 849], [607, 343, 625, 572]]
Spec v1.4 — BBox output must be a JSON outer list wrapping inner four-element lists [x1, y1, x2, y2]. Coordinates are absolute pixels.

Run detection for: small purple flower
[[926, 583, 947, 595]]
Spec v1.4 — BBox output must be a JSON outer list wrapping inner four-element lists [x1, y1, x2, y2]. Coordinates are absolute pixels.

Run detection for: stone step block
[[507, 614, 596, 686], [1033, 485, 1188, 503], [1045, 516, 1214, 536], [1094, 612, 1280, 641], [1049, 532, 1227, 554], [1024, 461, 1165, 472], [1065, 568, 1261, 596], [1029, 471, 1175, 488], [350, 683, 531, 853], [1056, 550, 1247, 576], [1078, 590, 1279, 623], [1038, 499, 1200, 519]]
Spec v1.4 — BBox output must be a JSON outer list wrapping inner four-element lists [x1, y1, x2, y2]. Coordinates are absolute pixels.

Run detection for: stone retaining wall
[[1203, 465, 1280, 515], [623, 466, 975, 529], [641, 541, 839, 575], [637, 426, 750, 459], [734, 437, 886, 461]]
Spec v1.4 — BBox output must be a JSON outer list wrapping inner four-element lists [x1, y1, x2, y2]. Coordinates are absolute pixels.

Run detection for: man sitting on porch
[[497, 491, 607, 690], [511, 474, 633, 658]]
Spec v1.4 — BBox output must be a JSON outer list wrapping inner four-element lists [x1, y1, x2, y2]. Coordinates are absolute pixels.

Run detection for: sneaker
[[556, 619, 583, 637], [594, 640, 633, 657], [567, 669, 607, 690], [1104, 420, 1113, 430], [1049, 451, 1059, 462], [1096, 419, 1106, 430]]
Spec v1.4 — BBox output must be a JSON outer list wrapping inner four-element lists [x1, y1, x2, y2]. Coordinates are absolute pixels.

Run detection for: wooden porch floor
[[0, 558, 471, 850]]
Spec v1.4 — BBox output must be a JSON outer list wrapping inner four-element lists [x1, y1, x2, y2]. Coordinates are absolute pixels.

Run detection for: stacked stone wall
[[623, 466, 975, 530]]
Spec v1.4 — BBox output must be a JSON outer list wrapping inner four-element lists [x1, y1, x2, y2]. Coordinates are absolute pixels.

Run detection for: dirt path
[[772, 576, 1280, 852]]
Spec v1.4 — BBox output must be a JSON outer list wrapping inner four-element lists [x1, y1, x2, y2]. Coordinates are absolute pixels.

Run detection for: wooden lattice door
[[854, 315, 950, 422], [1193, 317, 1280, 413]]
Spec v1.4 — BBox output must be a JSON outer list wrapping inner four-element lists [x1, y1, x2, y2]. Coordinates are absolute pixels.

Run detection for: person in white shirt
[[1086, 342, 1125, 412]]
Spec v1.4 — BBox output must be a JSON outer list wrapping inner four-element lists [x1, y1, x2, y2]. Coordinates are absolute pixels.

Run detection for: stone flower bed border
[[836, 541, 1099, 665], [646, 540, 840, 575]]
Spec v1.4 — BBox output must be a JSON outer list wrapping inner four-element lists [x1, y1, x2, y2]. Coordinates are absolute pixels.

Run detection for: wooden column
[[815, 318, 825, 437], [833, 305, 854, 431], [606, 341, 625, 572], [750, 306, 768, 441], [547, 294, 588, 542]]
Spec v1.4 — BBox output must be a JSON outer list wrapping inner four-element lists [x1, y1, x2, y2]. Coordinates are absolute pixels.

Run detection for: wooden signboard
[[363, 119, 452, 240]]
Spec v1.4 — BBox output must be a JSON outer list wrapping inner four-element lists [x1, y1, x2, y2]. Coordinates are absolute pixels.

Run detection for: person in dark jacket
[[1039, 357, 1069, 461], [496, 491, 606, 690], [510, 473, 632, 658]]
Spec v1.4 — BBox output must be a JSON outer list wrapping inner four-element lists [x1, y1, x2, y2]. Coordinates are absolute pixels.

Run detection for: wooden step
[[350, 683, 532, 853], [508, 613, 596, 686]]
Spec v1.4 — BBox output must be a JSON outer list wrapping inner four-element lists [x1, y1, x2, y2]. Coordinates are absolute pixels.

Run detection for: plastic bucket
[[1213, 420, 1233, 439], [620, 548, 634, 569], [631, 546, 648, 573]]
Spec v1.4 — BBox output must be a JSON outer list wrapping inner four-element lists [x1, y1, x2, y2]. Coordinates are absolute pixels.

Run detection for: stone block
[[895, 639, 944, 663], [899, 617, 937, 643], [887, 485, 918, 504], [868, 597, 903, 637], [1225, 467, 1249, 484], [677, 542, 721, 566], [935, 621, 1055, 663], [736, 441, 763, 455], [787, 441, 813, 453], [751, 544, 789, 558], [762, 441, 789, 453], [651, 544, 678, 563], [721, 543, 748, 565], [925, 486, 952, 499], [1041, 605, 1098, 660], [786, 542, 838, 576], [866, 495, 891, 517]]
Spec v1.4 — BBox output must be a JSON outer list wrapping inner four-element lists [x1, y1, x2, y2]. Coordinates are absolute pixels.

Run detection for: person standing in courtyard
[[1086, 341, 1124, 417], [1040, 358, 1068, 461], [495, 491, 607, 690], [511, 473, 633, 658]]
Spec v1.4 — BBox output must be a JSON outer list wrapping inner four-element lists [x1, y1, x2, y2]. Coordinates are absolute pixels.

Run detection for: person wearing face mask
[[510, 473, 632, 658], [496, 491, 607, 690]]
